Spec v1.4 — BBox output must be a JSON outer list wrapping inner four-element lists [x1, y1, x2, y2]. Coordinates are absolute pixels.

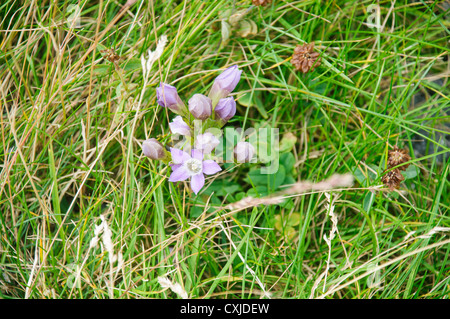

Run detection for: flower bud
[[214, 97, 236, 123], [156, 83, 187, 115], [195, 132, 220, 154], [209, 65, 242, 104], [142, 138, 168, 160], [188, 94, 212, 120], [234, 141, 255, 163], [169, 116, 191, 136]]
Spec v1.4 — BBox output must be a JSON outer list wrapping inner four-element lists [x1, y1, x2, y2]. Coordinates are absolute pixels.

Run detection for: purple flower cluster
[[142, 65, 255, 195]]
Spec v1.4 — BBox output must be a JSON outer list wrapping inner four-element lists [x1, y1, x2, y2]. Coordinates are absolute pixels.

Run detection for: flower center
[[185, 158, 202, 175]]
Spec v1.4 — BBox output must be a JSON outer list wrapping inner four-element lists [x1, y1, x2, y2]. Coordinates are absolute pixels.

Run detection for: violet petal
[[202, 160, 222, 175], [191, 149, 204, 161], [170, 148, 191, 164], [169, 166, 190, 182], [190, 173, 205, 194], [169, 116, 191, 136]]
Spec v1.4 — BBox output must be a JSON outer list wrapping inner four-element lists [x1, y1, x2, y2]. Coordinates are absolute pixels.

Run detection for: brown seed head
[[387, 146, 411, 170], [252, 0, 272, 6], [101, 49, 122, 64], [291, 42, 321, 73], [381, 168, 405, 191]]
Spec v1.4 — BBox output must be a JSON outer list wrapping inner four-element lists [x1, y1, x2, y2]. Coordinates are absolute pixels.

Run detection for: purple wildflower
[[142, 138, 168, 160], [214, 97, 236, 123], [234, 141, 255, 163], [209, 65, 242, 104], [188, 94, 212, 120], [195, 132, 220, 154], [169, 116, 191, 136], [169, 148, 222, 194], [156, 83, 186, 115]]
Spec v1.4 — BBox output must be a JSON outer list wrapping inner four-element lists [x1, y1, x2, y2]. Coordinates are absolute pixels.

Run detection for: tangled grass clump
[[0, 0, 449, 300]]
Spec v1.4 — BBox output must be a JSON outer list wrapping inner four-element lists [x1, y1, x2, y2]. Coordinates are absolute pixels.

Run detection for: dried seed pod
[[291, 42, 321, 73], [388, 145, 411, 170], [252, 0, 272, 6], [101, 49, 122, 64], [381, 168, 405, 191]]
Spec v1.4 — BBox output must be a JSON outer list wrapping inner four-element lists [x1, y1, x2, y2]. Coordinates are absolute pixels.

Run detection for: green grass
[[0, 0, 449, 299]]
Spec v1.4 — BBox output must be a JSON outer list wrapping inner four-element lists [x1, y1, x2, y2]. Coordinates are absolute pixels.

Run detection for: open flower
[[169, 148, 222, 194], [195, 132, 220, 154], [169, 116, 191, 136]]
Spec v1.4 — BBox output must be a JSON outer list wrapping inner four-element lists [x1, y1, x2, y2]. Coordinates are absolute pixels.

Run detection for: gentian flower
[[209, 65, 242, 104], [169, 116, 191, 136], [188, 94, 212, 120], [157, 83, 187, 115], [234, 141, 255, 163], [169, 148, 222, 194], [142, 138, 169, 160], [195, 132, 220, 154], [214, 97, 236, 124]]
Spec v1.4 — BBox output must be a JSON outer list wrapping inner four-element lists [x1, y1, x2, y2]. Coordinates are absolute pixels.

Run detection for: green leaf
[[121, 58, 142, 72], [352, 164, 378, 185], [223, 183, 242, 194], [202, 180, 242, 196], [236, 92, 254, 107], [289, 212, 301, 227], [284, 226, 297, 242], [234, 192, 246, 201], [274, 214, 282, 231], [236, 91, 268, 119], [283, 176, 296, 185], [247, 186, 268, 198], [279, 133, 297, 153], [97, 43, 108, 52], [236, 19, 258, 38], [270, 164, 286, 191], [246, 165, 286, 191], [254, 94, 268, 119], [221, 20, 231, 45], [402, 165, 419, 180], [229, 9, 248, 26], [363, 192, 375, 213], [280, 152, 296, 171], [246, 168, 268, 185], [94, 64, 112, 75], [280, 199, 294, 209]]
